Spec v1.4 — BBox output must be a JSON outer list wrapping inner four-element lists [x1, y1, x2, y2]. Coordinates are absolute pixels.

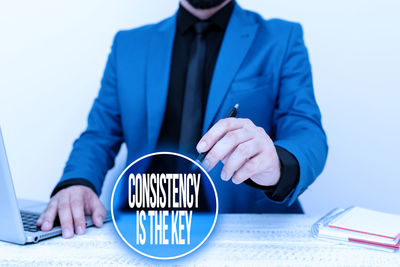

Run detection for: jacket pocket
[[229, 75, 272, 96]]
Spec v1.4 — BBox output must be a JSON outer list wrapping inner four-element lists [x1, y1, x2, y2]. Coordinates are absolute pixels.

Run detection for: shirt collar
[[177, 1, 234, 34]]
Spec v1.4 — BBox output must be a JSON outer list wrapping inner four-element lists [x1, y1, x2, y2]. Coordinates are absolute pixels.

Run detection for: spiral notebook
[[312, 206, 400, 252]]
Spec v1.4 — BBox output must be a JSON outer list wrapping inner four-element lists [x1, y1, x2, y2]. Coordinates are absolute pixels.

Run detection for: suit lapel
[[146, 15, 177, 151], [202, 4, 259, 134]]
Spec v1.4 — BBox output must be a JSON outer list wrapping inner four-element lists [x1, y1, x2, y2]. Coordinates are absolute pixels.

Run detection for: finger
[[58, 196, 74, 238], [37, 203, 51, 226], [39, 199, 58, 231], [221, 151, 233, 165], [232, 153, 265, 184], [90, 198, 106, 228], [196, 118, 254, 153], [70, 193, 86, 235], [36, 213, 44, 226], [203, 128, 253, 171], [222, 139, 262, 182]]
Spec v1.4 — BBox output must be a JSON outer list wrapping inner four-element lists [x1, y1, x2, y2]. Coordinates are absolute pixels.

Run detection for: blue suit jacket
[[59, 3, 328, 213]]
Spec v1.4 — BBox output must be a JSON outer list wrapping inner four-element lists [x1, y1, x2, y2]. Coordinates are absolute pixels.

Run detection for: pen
[[192, 103, 239, 170]]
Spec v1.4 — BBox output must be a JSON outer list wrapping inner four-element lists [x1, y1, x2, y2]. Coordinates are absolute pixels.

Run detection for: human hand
[[36, 185, 106, 238], [196, 118, 281, 186]]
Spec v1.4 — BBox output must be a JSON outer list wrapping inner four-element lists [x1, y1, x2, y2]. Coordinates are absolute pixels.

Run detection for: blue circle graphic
[[111, 152, 218, 260]]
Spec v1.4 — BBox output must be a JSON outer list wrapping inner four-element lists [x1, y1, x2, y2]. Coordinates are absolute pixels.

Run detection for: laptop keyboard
[[21, 211, 41, 232]]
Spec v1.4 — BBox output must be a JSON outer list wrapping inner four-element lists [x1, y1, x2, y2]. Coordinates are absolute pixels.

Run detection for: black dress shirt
[[52, 1, 300, 202], [156, 2, 234, 152]]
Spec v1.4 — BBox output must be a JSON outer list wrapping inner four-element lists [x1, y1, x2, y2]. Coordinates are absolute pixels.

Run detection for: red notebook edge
[[348, 237, 400, 250], [329, 225, 400, 241]]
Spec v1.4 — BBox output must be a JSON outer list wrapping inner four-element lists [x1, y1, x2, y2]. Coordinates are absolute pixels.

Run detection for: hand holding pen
[[195, 103, 281, 187], [194, 104, 239, 166]]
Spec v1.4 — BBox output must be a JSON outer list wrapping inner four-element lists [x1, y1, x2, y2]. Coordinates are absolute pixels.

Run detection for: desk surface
[[0, 214, 399, 266]]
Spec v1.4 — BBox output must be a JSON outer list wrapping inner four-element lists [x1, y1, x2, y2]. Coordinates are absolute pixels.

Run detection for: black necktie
[[179, 21, 212, 157]]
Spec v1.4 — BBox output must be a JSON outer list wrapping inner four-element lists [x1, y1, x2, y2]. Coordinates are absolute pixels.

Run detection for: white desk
[[0, 214, 399, 266]]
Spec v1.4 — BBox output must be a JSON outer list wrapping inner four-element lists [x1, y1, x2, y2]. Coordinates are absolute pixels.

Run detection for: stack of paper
[[312, 206, 400, 252]]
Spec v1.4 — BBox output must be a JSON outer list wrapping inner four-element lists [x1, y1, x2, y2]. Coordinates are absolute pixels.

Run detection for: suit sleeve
[[53, 32, 124, 195], [271, 23, 328, 206]]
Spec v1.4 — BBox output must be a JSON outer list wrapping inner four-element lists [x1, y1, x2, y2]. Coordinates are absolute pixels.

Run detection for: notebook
[[312, 207, 400, 252]]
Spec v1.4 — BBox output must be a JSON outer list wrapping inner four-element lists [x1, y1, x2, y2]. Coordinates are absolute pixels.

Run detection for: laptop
[[0, 127, 110, 244]]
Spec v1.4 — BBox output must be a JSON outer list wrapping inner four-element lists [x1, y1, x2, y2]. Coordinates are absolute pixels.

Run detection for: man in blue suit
[[37, 0, 328, 238]]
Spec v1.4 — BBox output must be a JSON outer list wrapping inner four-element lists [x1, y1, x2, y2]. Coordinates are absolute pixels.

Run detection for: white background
[[1, 0, 399, 215]]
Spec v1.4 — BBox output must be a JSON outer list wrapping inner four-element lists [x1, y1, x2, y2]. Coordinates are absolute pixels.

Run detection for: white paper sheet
[[329, 207, 400, 239]]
